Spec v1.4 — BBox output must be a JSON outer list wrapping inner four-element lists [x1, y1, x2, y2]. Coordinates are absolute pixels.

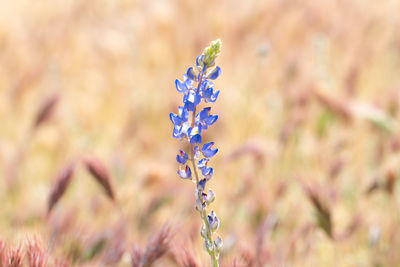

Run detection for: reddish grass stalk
[[7, 243, 24, 267], [238, 246, 255, 267], [312, 88, 353, 121], [301, 183, 333, 239], [130, 246, 142, 267], [171, 245, 199, 267], [0, 239, 6, 267], [131, 225, 172, 267], [25, 237, 48, 267], [48, 162, 76, 215], [32, 93, 60, 130], [84, 157, 115, 202]]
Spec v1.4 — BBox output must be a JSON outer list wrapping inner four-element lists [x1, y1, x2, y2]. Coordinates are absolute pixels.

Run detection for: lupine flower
[[202, 142, 218, 158], [198, 158, 209, 168], [170, 39, 223, 267], [202, 166, 214, 180], [177, 165, 192, 179], [176, 150, 189, 164], [208, 211, 220, 232], [205, 189, 215, 204]]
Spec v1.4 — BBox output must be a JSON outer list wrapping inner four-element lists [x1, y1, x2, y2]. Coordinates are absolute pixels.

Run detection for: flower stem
[[189, 72, 219, 266], [190, 150, 219, 267], [190, 144, 200, 184]]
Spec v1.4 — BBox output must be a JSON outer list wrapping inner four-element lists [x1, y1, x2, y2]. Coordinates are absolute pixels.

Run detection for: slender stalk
[[190, 145, 200, 184], [191, 154, 219, 267], [189, 73, 219, 267], [171, 40, 223, 267]]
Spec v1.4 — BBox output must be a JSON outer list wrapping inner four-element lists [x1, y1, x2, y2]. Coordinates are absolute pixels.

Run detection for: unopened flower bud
[[201, 225, 207, 238], [214, 236, 223, 251], [205, 189, 215, 204], [208, 210, 220, 232], [202, 39, 222, 68], [204, 239, 214, 254], [195, 199, 204, 212]]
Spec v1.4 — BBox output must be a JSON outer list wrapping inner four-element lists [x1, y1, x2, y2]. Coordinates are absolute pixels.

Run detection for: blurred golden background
[[1, 0, 400, 266]]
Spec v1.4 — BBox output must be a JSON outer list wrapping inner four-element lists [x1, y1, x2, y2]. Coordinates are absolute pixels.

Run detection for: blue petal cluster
[[170, 40, 223, 265], [170, 59, 221, 184]]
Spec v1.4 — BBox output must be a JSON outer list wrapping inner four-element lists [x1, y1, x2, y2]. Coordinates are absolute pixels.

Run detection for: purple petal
[[202, 142, 218, 157], [196, 55, 204, 70], [172, 125, 182, 138], [186, 67, 196, 81], [198, 158, 209, 168], [193, 93, 202, 105], [197, 178, 206, 191], [209, 90, 220, 102], [175, 79, 188, 93], [202, 166, 213, 179], [208, 66, 221, 80], [184, 101, 195, 111], [178, 165, 192, 179], [190, 134, 202, 144], [199, 80, 214, 93], [169, 113, 181, 125], [203, 148, 218, 158], [202, 142, 215, 150], [178, 106, 189, 122], [176, 150, 189, 164], [196, 107, 211, 120], [203, 88, 213, 99]]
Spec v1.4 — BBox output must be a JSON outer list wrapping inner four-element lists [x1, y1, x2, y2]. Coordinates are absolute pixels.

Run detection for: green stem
[[190, 149, 219, 267], [189, 72, 219, 267]]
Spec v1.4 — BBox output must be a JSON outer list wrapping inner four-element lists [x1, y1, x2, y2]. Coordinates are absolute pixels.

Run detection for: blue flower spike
[[170, 39, 222, 267]]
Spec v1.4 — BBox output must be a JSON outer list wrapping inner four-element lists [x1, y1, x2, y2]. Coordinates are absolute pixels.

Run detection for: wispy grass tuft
[[25, 237, 48, 267], [7, 243, 24, 267], [130, 224, 172, 267]]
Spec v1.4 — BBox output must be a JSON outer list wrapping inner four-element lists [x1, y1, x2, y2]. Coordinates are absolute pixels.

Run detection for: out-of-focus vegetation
[[1, 0, 400, 266]]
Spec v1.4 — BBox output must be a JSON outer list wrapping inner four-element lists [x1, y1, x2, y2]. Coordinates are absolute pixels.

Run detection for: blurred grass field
[[1, 0, 400, 266]]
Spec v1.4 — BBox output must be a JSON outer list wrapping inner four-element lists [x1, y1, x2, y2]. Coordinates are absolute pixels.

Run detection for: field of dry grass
[[1, 0, 400, 266]]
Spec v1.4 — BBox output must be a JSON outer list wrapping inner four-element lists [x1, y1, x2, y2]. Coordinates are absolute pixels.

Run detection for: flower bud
[[177, 165, 192, 179], [186, 67, 197, 81], [197, 179, 206, 192], [205, 189, 215, 205], [202, 39, 222, 68], [208, 210, 220, 232], [200, 225, 207, 238], [204, 239, 214, 254], [214, 236, 223, 251], [195, 199, 204, 212]]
